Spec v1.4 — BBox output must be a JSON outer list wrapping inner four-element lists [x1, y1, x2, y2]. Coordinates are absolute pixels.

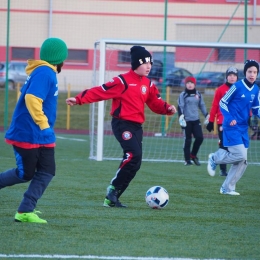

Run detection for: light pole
[[4, 0, 11, 131], [244, 0, 248, 60]]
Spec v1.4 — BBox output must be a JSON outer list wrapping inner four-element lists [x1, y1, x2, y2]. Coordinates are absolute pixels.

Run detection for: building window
[[12, 47, 35, 60], [226, 0, 250, 2], [118, 51, 131, 63], [217, 48, 235, 62], [67, 49, 88, 63]]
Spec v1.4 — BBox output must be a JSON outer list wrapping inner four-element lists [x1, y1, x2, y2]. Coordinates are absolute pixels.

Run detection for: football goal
[[89, 39, 260, 165]]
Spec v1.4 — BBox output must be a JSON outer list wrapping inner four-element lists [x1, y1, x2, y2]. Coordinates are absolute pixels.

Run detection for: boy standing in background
[[178, 76, 209, 166]]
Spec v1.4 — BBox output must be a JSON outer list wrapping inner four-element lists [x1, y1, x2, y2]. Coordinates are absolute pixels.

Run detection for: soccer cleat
[[207, 153, 217, 176], [106, 185, 119, 204], [103, 198, 127, 208], [190, 156, 201, 166], [184, 160, 193, 166], [219, 171, 228, 177], [220, 187, 240, 196], [14, 210, 47, 223]]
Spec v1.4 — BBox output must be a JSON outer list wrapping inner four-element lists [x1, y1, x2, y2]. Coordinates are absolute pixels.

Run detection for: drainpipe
[[48, 0, 53, 37], [253, 0, 256, 25]]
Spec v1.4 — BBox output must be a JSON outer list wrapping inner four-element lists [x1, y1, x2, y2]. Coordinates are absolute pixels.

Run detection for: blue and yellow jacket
[[5, 59, 58, 148]]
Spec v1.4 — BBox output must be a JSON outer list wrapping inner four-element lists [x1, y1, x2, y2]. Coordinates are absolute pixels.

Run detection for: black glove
[[248, 116, 251, 126], [206, 122, 214, 132]]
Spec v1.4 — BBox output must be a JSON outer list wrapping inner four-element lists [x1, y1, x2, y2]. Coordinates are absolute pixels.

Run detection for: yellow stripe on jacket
[[25, 94, 49, 130]]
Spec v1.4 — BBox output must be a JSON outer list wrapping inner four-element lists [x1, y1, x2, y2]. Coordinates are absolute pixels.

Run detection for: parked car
[[193, 71, 226, 87], [148, 60, 163, 86], [164, 67, 193, 87], [0, 61, 28, 90]]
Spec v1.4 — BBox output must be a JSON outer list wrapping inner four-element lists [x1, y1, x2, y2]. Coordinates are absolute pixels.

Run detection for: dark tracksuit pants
[[183, 120, 203, 161], [217, 124, 227, 172], [0, 146, 55, 212], [110, 117, 143, 198]]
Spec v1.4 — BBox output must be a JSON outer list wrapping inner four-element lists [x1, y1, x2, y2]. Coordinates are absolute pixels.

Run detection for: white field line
[[0, 255, 224, 260], [56, 136, 87, 142]]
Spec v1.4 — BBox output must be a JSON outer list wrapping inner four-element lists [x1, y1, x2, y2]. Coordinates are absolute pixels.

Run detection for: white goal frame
[[90, 39, 260, 162]]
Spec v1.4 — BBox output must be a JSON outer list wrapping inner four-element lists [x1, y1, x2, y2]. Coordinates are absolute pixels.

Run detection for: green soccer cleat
[[14, 210, 47, 223], [103, 198, 127, 208], [106, 185, 119, 204], [103, 198, 115, 207]]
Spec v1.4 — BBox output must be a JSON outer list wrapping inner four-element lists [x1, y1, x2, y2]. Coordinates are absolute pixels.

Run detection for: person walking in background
[[0, 38, 68, 223], [178, 76, 209, 166], [207, 60, 260, 195], [206, 66, 238, 176], [66, 46, 176, 208]]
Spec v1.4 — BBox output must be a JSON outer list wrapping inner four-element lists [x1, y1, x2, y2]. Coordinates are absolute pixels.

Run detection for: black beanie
[[226, 66, 238, 79], [130, 46, 153, 70], [243, 59, 259, 76]]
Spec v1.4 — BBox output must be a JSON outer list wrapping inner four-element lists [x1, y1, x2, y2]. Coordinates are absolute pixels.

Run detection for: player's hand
[[41, 127, 54, 139], [179, 114, 187, 127], [206, 121, 214, 132], [66, 97, 77, 106], [230, 120, 237, 126], [167, 105, 176, 114], [204, 114, 210, 125]]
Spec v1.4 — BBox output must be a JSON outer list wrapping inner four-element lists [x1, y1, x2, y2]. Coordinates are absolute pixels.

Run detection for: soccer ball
[[145, 186, 169, 209]]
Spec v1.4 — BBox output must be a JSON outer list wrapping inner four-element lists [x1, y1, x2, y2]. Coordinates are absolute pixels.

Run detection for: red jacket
[[209, 83, 230, 125], [75, 69, 172, 124]]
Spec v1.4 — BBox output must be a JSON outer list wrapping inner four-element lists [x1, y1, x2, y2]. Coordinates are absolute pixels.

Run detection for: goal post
[[90, 39, 260, 165]]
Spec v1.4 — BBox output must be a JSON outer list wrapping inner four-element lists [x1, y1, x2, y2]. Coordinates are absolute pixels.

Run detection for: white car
[[0, 61, 27, 90]]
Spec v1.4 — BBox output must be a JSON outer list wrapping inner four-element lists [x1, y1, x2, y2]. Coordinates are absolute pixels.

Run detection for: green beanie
[[40, 37, 68, 65]]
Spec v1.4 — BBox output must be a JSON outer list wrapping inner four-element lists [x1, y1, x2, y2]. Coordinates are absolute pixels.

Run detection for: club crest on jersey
[[122, 131, 132, 140], [251, 94, 255, 102], [141, 85, 147, 94]]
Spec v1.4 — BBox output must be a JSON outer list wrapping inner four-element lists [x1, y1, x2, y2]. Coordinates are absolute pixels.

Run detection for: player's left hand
[[230, 120, 237, 126], [204, 114, 210, 125]]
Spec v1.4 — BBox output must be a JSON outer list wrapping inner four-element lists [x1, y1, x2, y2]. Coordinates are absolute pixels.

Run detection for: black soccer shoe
[[184, 160, 193, 166], [107, 186, 120, 204], [103, 198, 127, 208], [219, 171, 228, 177], [191, 156, 201, 166]]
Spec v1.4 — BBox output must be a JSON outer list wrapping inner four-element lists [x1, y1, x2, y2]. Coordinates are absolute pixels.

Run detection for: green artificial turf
[[0, 132, 260, 260]]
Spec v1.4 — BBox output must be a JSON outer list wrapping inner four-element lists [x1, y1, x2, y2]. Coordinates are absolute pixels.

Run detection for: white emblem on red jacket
[[141, 85, 147, 95], [122, 131, 132, 140]]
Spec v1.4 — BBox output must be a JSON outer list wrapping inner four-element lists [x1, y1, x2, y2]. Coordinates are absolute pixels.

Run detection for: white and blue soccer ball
[[145, 186, 169, 209]]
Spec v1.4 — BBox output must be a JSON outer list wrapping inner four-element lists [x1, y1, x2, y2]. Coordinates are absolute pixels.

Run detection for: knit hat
[[185, 76, 196, 85], [40, 37, 68, 65], [130, 46, 153, 70], [226, 66, 238, 79], [243, 59, 259, 76]]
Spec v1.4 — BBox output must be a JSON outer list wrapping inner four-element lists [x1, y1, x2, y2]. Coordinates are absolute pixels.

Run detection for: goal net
[[89, 39, 260, 165]]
